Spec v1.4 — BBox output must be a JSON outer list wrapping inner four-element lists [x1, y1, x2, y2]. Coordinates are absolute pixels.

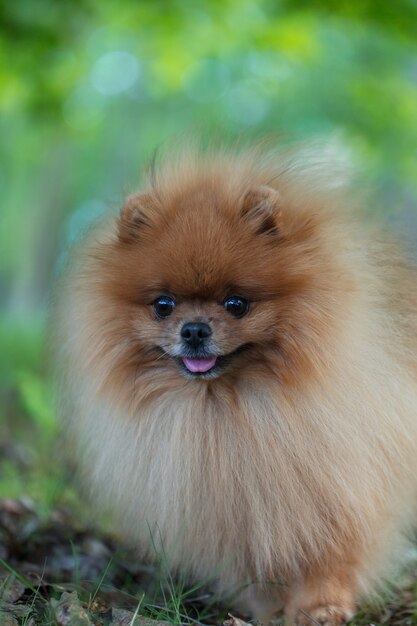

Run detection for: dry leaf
[[54, 591, 91, 626], [0, 576, 26, 603], [0, 612, 19, 626], [224, 613, 252, 626]]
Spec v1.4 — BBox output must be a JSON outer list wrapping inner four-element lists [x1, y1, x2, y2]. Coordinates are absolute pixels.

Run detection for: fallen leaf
[[54, 591, 91, 626], [224, 613, 252, 626], [0, 575, 26, 602], [0, 611, 19, 626]]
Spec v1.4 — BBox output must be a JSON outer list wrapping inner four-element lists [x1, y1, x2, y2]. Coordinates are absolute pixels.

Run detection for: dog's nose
[[181, 322, 212, 349]]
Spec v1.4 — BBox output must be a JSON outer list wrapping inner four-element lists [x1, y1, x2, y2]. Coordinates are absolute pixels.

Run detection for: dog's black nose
[[181, 322, 212, 349]]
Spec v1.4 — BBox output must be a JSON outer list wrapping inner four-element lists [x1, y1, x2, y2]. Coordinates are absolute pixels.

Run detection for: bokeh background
[[1, 0, 417, 507]]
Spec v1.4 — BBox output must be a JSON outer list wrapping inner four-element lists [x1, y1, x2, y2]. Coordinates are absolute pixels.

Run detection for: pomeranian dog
[[53, 142, 417, 626]]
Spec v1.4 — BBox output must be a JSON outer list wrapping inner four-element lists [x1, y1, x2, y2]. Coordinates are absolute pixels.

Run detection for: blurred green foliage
[[0, 321, 72, 510], [2, 0, 417, 319], [1, 0, 417, 503]]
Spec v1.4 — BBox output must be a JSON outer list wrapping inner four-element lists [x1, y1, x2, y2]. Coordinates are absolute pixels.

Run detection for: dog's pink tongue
[[182, 356, 217, 373]]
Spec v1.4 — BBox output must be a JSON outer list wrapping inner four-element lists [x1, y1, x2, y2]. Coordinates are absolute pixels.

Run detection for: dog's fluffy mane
[[53, 142, 417, 614]]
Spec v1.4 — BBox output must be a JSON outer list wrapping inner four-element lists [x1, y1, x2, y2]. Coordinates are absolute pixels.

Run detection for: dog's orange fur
[[53, 143, 417, 625]]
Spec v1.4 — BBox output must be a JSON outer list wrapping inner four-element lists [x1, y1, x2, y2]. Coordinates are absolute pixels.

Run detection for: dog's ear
[[240, 186, 283, 237], [118, 193, 157, 243]]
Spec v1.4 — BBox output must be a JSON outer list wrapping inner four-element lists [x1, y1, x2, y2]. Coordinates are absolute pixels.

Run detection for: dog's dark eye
[[223, 296, 249, 318], [153, 295, 176, 319]]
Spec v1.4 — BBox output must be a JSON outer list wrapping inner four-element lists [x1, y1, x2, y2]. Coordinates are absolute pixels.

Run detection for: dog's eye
[[153, 295, 176, 319], [223, 296, 249, 318]]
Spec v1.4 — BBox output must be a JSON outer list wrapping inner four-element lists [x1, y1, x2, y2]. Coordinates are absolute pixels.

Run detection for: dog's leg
[[285, 564, 357, 626]]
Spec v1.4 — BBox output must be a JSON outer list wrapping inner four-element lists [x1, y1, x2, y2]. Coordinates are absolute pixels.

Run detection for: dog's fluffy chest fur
[[74, 362, 417, 592]]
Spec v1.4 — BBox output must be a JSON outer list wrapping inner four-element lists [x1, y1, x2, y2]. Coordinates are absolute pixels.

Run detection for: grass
[[0, 549, 223, 626], [0, 319, 80, 515]]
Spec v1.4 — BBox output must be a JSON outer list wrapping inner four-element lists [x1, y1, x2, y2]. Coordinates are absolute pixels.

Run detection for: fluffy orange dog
[[54, 143, 417, 625]]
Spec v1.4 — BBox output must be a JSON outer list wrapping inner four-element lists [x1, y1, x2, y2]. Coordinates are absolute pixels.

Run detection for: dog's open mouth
[[178, 354, 221, 378], [182, 356, 217, 373], [175, 344, 252, 379]]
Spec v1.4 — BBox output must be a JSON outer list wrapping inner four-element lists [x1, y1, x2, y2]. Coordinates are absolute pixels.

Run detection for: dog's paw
[[294, 604, 353, 626]]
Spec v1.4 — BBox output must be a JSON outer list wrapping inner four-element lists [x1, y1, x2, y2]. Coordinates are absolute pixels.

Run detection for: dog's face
[[97, 178, 340, 385], [148, 294, 252, 379], [140, 288, 277, 380]]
